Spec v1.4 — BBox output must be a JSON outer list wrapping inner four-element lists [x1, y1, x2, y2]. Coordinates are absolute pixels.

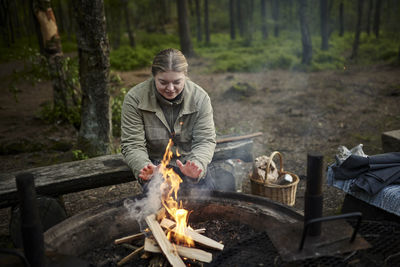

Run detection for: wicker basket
[[250, 151, 299, 206]]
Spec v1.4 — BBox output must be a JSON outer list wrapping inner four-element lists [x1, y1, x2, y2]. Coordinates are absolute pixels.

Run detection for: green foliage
[[110, 33, 179, 71], [36, 56, 81, 128], [136, 32, 179, 49], [197, 33, 302, 72], [357, 33, 399, 64], [38, 101, 81, 129], [111, 87, 128, 137], [7, 48, 50, 102], [110, 46, 153, 70], [59, 34, 78, 53], [196, 30, 400, 72], [72, 149, 89, 160], [0, 37, 40, 62]]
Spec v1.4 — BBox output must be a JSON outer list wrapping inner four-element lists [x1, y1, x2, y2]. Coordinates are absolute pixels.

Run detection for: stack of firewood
[[252, 155, 279, 183], [113, 209, 224, 266]]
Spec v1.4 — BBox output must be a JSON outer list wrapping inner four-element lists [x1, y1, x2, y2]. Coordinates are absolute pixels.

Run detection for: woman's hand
[[176, 160, 202, 179], [139, 163, 157, 181]]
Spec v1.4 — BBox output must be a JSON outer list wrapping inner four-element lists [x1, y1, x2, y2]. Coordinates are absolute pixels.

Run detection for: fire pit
[[44, 191, 301, 262], [44, 191, 400, 266]]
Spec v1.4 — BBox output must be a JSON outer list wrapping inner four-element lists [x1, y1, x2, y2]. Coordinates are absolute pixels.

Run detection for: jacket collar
[[138, 77, 197, 115]]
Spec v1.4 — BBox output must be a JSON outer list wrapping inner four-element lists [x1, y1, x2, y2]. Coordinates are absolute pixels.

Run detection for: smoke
[[123, 171, 164, 231]]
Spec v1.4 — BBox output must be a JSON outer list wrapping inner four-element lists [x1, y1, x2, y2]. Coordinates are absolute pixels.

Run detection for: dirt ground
[[1, 58, 400, 247]]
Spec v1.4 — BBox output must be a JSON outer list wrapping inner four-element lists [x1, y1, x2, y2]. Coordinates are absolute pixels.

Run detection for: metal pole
[[16, 172, 46, 267], [304, 153, 324, 236]]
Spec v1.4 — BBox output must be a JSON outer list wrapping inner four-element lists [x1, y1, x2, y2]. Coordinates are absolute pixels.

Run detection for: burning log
[[117, 245, 144, 266], [144, 238, 212, 263], [160, 218, 224, 251], [145, 214, 186, 267]]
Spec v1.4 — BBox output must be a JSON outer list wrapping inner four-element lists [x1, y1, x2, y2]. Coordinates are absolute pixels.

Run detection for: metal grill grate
[[209, 220, 400, 266]]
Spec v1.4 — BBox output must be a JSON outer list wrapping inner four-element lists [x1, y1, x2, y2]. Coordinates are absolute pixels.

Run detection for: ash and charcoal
[[81, 219, 400, 267]]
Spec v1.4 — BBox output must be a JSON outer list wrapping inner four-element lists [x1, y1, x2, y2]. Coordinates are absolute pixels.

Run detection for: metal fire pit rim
[[194, 190, 303, 219], [44, 191, 303, 256]]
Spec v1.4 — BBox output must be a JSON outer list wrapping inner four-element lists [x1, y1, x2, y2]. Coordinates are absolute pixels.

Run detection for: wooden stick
[[194, 228, 206, 234], [145, 214, 185, 267], [114, 232, 145, 245], [156, 207, 166, 221], [160, 218, 224, 251], [216, 132, 263, 144], [117, 245, 144, 266], [144, 238, 212, 263]]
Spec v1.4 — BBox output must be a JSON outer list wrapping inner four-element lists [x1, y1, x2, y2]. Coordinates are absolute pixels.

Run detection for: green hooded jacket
[[121, 77, 216, 180]]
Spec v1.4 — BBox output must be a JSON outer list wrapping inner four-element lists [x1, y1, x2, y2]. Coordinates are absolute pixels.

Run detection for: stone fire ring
[[44, 191, 303, 256]]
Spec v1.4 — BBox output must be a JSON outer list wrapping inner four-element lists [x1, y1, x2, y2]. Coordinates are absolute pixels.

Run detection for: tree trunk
[[299, 0, 312, 65], [32, 0, 69, 114], [398, 44, 400, 65], [236, 0, 244, 37], [54, 0, 65, 33], [261, 0, 268, 40], [351, 0, 364, 59], [11, 0, 21, 39], [229, 0, 235, 40], [122, 0, 135, 47], [66, 0, 74, 41], [204, 0, 210, 44], [156, 0, 170, 28], [339, 0, 344, 36], [73, 0, 112, 156], [195, 0, 202, 42], [320, 0, 329, 50], [328, 0, 335, 37], [109, 2, 122, 49], [177, 0, 194, 56], [373, 0, 381, 38], [7, 0, 15, 44], [272, 0, 279, 37], [0, 0, 10, 46], [243, 0, 254, 45], [188, 0, 194, 16], [21, 0, 33, 44], [287, 0, 295, 25], [366, 0, 373, 35]]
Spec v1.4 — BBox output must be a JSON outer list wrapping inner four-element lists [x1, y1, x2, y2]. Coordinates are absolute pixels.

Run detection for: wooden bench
[[0, 133, 259, 209]]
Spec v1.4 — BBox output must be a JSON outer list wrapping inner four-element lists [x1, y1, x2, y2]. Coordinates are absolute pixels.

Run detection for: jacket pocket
[[144, 126, 170, 158], [145, 126, 170, 140]]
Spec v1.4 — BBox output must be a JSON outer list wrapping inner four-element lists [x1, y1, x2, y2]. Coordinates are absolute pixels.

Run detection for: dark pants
[[173, 165, 217, 193]]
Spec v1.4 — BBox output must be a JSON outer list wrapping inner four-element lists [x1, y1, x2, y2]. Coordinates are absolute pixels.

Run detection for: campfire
[[114, 139, 224, 266]]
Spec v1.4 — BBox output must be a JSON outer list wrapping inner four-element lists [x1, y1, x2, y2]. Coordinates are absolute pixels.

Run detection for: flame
[[159, 139, 194, 247]]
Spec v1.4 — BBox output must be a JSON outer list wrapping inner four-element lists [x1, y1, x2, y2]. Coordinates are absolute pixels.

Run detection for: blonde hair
[[151, 48, 188, 76]]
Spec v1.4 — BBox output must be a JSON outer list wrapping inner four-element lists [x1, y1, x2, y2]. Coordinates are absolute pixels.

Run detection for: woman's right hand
[[139, 163, 157, 181]]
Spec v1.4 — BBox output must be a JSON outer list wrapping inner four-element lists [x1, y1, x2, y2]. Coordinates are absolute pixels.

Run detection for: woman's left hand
[[176, 160, 202, 179]]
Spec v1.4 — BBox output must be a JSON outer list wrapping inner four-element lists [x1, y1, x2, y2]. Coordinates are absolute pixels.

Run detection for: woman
[[121, 48, 216, 191]]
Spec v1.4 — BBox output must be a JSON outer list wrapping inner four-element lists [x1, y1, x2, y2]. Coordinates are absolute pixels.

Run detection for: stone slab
[[382, 129, 400, 153]]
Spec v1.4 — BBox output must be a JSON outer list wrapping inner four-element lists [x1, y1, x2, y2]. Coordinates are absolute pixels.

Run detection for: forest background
[[0, 0, 400, 248], [1, 0, 399, 156]]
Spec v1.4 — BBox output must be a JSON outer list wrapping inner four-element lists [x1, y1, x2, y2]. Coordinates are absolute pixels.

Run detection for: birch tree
[[33, 0, 69, 115]]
